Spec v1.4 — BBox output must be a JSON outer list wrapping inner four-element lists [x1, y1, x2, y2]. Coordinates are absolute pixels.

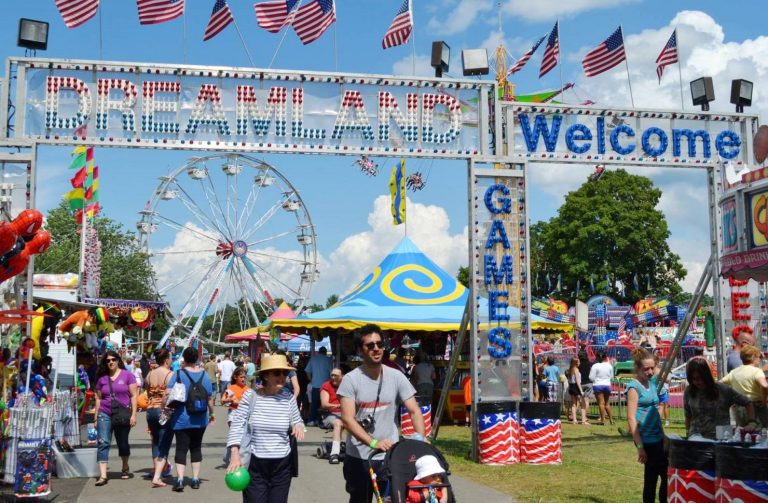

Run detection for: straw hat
[[414, 455, 445, 480], [259, 353, 295, 374]]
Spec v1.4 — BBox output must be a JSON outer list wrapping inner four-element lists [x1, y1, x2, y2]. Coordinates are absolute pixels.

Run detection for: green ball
[[225, 467, 250, 491]]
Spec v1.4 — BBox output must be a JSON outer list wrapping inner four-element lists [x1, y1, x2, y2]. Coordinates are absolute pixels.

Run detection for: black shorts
[[568, 383, 582, 396]]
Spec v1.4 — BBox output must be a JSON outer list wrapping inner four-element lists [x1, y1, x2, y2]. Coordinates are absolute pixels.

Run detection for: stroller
[[370, 439, 454, 503]]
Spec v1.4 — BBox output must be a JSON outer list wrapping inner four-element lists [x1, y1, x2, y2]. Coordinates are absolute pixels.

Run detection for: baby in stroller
[[374, 439, 453, 503], [406, 455, 448, 503]]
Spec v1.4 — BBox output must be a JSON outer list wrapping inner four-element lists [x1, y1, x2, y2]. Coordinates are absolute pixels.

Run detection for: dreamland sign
[[9, 58, 494, 158]]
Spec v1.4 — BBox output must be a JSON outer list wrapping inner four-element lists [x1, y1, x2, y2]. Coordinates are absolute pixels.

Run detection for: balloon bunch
[[0, 210, 50, 283]]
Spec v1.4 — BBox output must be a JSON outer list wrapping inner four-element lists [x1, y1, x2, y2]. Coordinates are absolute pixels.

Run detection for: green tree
[[325, 294, 339, 308], [35, 200, 156, 300], [532, 169, 686, 304], [457, 266, 469, 289]]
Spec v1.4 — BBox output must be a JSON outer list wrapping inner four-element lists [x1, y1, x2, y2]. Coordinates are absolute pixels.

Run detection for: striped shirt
[[226, 388, 302, 459]]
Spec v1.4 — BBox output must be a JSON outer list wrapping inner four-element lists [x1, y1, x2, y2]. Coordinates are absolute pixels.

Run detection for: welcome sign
[[10, 58, 493, 158], [508, 103, 757, 168]]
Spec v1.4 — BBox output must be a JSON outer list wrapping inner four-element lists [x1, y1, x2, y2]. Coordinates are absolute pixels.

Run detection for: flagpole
[[621, 26, 635, 107], [182, 4, 188, 64], [557, 18, 565, 99], [268, 0, 305, 70], [78, 204, 88, 301], [98, 2, 103, 60], [675, 28, 685, 110], [410, 0, 416, 76], [231, 17, 256, 67]]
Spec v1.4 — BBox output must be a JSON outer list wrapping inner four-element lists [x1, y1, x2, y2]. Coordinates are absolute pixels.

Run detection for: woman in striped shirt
[[226, 353, 304, 503]]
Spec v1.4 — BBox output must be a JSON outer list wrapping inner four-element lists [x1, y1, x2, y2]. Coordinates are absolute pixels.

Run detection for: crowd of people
[[87, 324, 434, 503]]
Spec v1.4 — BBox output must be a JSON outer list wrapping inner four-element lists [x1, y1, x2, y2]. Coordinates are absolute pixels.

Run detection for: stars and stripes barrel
[[518, 402, 562, 465], [400, 405, 432, 437], [715, 444, 768, 502], [667, 439, 716, 502], [477, 401, 518, 465]]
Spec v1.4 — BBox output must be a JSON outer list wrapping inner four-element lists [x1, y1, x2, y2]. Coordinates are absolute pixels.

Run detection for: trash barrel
[[476, 401, 518, 465], [715, 444, 768, 502], [518, 402, 561, 465], [400, 405, 432, 438], [667, 439, 716, 502]]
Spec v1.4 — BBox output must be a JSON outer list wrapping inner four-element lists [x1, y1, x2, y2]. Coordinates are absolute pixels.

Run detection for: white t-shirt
[[218, 359, 236, 382], [589, 361, 614, 386]]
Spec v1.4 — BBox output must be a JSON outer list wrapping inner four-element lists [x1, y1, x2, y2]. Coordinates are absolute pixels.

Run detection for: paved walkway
[[36, 403, 513, 502]]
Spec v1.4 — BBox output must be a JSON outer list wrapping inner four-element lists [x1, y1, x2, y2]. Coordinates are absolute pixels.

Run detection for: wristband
[[369, 438, 378, 449], [209, 414, 215, 419], [634, 441, 643, 449]]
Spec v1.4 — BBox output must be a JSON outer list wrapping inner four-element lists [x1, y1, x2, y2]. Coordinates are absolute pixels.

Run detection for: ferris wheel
[[137, 153, 318, 345]]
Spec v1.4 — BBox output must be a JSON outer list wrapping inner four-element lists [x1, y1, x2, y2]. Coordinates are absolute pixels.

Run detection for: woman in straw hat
[[226, 353, 305, 502]]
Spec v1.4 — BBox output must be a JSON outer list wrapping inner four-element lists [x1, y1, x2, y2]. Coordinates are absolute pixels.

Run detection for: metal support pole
[[657, 254, 713, 391], [708, 165, 727, 374], [431, 299, 470, 440]]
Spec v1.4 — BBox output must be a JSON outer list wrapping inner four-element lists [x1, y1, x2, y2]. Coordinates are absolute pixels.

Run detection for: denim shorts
[[592, 385, 612, 395]]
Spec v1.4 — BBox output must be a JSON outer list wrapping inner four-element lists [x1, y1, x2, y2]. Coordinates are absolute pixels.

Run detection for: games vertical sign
[[469, 164, 529, 403]]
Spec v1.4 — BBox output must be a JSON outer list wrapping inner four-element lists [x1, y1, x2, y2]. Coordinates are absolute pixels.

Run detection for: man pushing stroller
[[338, 324, 428, 503]]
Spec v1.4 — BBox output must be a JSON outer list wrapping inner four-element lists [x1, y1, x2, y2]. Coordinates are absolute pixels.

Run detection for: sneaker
[[665, 420, 670, 426], [306, 421, 317, 427], [190, 478, 201, 489], [329, 454, 340, 465], [173, 479, 184, 492]]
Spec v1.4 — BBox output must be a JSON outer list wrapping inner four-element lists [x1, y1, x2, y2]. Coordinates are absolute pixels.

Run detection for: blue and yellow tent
[[270, 237, 569, 332]]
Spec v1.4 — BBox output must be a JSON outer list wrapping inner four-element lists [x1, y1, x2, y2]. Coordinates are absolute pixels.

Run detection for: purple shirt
[[96, 370, 136, 415]]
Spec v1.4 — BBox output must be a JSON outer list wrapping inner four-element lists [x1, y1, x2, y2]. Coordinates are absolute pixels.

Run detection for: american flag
[[716, 478, 768, 501], [507, 35, 545, 76], [293, 0, 336, 45], [539, 21, 559, 78], [136, 0, 184, 25], [520, 417, 561, 464], [656, 30, 679, 83], [668, 468, 715, 501], [478, 411, 519, 465], [382, 0, 413, 49], [582, 26, 626, 77], [400, 405, 432, 437], [203, 0, 234, 41], [55, 0, 99, 28], [254, 0, 300, 33]]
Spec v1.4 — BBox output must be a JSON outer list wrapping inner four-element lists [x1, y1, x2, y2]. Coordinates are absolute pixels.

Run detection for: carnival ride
[[136, 153, 318, 345]]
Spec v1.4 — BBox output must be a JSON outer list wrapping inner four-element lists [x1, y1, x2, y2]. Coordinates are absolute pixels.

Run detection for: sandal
[[151, 480, 167, 488], [121, 468, 130, 480], [581, 421, 590, 425], [95, 477, 108, 486]]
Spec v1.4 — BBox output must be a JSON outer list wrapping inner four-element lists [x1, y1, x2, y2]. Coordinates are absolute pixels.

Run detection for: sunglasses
[[364, 341, 384, 350], [267, 370, 288, 376], [106, 358, 118, 363]]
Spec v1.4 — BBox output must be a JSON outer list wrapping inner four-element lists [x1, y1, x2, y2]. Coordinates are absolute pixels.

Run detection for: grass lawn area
[[434, 423, 688, 503]]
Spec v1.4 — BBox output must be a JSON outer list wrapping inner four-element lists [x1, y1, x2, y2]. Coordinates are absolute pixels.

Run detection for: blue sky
[[2, 1, 767, 312]]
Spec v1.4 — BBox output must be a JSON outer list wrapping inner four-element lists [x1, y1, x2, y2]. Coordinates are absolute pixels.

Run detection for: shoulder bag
[[107, 372, 133, 427], [167, 370, 187, 404]]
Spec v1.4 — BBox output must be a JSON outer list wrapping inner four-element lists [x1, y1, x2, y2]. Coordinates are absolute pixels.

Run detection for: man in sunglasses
[[338, 324, 426, 503]]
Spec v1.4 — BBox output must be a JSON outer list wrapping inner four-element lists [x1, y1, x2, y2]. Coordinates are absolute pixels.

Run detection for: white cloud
[[427, 0, 494, 36], [312, 195, 468, 300], [501, 0, 639, 22], [427, 0, 638, 35], [569, 11, 768, 119], [392, 54, 434, 77]]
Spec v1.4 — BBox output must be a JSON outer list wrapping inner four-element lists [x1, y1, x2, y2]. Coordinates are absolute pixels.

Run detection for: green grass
[[434, 423, 688, 503]]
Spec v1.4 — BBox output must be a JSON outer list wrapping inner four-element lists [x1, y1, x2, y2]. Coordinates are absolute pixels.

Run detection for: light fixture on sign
[[461, 49, 489, 76], [690, 77, 714, 111], [730, 79, 753, 113], [17, 18, 48, 52], [431, 41, 450, 78]]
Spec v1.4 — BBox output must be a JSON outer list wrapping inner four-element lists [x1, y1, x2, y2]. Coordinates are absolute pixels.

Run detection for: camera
[[357, 414, 376, 434]]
